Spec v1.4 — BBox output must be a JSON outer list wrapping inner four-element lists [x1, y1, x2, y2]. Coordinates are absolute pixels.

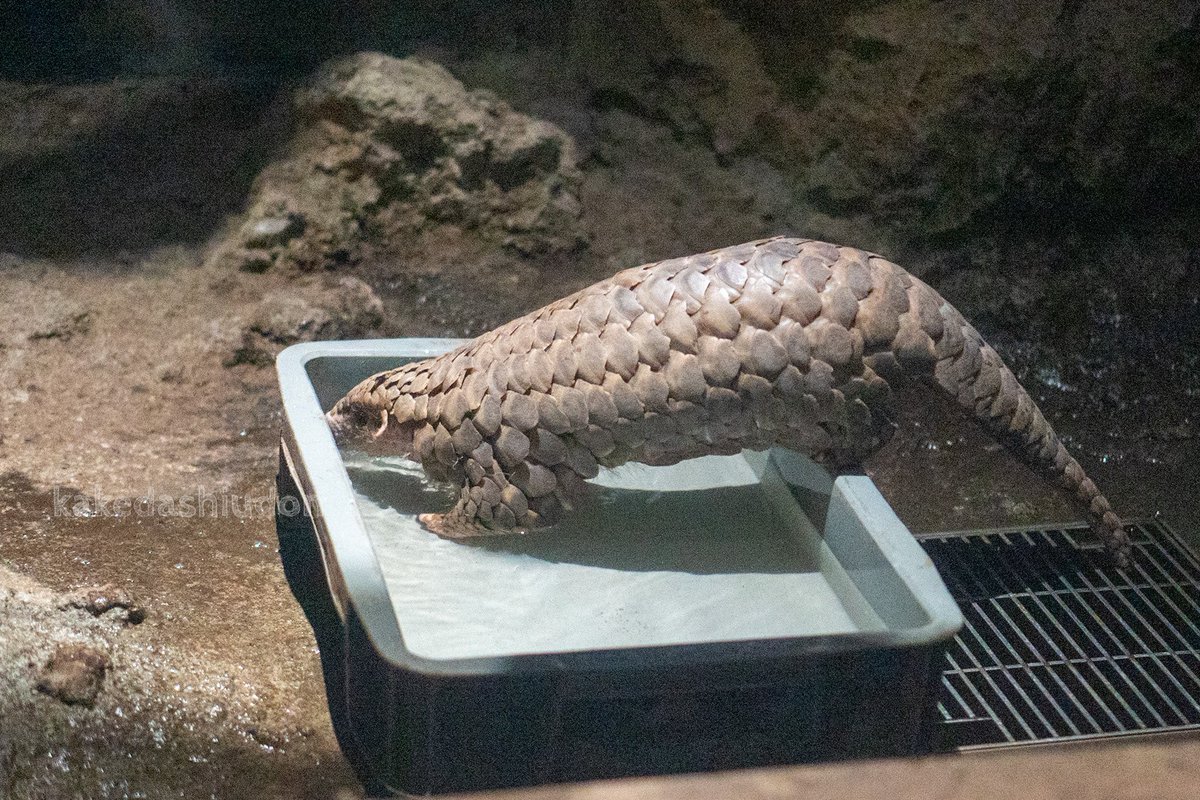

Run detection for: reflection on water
[[342, 451, 873, 660]]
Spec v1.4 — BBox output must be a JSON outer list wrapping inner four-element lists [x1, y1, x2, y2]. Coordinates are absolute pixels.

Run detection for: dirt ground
[[1, 27, 1198, 800]]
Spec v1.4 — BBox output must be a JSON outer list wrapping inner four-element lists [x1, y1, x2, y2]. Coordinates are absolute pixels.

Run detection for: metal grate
[[921, 520, 1200, 750]]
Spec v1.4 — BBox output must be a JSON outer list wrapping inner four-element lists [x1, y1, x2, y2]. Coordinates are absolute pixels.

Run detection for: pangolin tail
[[893, 273, 1130, 567]]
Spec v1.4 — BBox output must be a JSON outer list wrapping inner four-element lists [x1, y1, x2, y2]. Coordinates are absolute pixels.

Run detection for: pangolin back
[[327, 237, 1129, 566]]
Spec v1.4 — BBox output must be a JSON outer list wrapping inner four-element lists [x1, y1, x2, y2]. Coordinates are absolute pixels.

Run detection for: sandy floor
[[0, 256, 363, 797], [0, 70, 1196, 798]]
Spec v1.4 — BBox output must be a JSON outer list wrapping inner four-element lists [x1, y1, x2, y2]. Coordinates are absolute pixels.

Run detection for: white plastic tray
[[277, 339, 963, 670]]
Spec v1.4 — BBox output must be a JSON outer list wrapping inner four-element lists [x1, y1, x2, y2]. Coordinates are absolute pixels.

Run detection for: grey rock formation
[[227, 276, 384, 366], [213, 52, 586, 273], [571, 0, 1200, 243]]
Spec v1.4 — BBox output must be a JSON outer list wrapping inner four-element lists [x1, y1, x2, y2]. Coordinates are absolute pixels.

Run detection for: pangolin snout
[[325, 397, 414, 456], [324, 395, 380, 445], [324, 408, 352, 443]]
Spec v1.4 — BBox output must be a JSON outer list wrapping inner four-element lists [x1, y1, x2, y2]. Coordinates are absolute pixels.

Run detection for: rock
[[156, 364, 187, 384], [28, 310, 90, 342], [36, 644, 110, 706], [570, 0, 780, 157], [243, 214, 305, 248], [227, 276, 384, 366], [210, 52, 586, 273], [60, 584, 146, 625], [237, 249, 274, 273], [572, 1, 1200, 245], [0, 285, 92, 345]]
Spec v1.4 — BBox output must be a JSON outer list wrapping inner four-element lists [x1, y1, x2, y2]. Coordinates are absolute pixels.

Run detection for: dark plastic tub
[[274, 339, 964, 795]]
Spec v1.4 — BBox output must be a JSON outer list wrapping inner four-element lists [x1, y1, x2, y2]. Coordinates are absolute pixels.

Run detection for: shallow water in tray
[[343, 450, 880, 660]]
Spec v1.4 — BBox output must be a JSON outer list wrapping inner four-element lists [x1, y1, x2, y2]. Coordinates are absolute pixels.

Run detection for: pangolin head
[[324, 371, 417, 457]]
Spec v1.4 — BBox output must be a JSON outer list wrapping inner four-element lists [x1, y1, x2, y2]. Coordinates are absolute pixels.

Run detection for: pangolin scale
[[326, 237, 1129, 566]]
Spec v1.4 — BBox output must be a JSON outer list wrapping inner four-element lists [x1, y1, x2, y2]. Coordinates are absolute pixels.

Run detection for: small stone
[[36, 644, 110, 706], [238, 249, 275, 273], [229, 278, 383, 365], [244, 214, 305, 248], [27, 307, 91, 343], [156, 365, 186, 385]]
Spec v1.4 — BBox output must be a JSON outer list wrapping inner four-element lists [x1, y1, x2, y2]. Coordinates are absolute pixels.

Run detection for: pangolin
[[326, 237, 1129, 566]]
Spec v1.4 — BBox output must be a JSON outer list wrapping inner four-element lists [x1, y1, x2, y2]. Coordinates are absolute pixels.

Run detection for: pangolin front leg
[[418, 434, 581, 537], [326, 237, 1129, 566]]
